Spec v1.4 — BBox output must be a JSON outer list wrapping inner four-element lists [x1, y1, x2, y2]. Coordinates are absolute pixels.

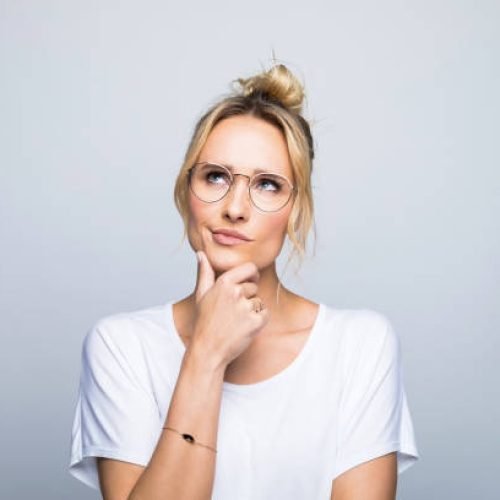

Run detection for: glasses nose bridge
[[232, 172, 252, 185], [227, 172, 252, 198]]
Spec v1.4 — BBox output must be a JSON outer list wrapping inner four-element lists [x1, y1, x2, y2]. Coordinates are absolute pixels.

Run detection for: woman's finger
[[239, 282, 258, 299]]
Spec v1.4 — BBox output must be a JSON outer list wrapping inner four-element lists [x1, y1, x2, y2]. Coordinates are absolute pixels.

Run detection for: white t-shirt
[[68, 300, 419, 499]]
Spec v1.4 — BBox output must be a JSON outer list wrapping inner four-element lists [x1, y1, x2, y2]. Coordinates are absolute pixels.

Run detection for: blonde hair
[[173, 62, 317, 302]]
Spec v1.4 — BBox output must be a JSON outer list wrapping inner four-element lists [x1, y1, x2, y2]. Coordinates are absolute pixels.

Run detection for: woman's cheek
[[258, 212, 289, 248], [187, 199, 218, 250], [186, 200, 203, 248], [188, 195, 205, 221], [268, 210, 290, 237]]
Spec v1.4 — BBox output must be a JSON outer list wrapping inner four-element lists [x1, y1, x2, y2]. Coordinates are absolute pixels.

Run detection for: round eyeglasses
[[188, 162, 296, 212]]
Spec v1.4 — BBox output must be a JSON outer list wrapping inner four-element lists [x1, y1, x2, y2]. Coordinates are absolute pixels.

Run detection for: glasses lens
[[189, 163, 293, 211], [250, 173, 292, 211], [190, 163, 231, 202]]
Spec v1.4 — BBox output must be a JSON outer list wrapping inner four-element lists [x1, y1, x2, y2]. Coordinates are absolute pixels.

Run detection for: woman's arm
[[98, 344, 226, 500], [130, 345, 225, 499], [97, 254, 266, 500], [330, 452, 397, 500]]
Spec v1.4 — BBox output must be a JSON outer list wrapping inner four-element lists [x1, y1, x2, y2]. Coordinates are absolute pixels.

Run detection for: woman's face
[[186, 114, 295, 276]]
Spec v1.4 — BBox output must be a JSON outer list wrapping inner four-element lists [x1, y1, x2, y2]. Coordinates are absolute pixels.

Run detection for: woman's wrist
[[183, 340, 227, 379]]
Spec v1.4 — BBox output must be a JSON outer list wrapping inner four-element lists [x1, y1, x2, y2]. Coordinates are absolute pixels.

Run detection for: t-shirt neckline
[[164, 300, 325, 393]]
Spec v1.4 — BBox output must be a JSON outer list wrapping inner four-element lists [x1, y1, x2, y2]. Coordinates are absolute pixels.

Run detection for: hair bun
[[234, 63, 305, 114]]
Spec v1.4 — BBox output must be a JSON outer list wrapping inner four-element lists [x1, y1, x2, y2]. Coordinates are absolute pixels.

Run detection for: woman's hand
[[188, 250, 270, 370]]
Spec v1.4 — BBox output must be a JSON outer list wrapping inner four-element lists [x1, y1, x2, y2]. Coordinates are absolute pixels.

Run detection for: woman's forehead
[[199, 116, 292, 177]]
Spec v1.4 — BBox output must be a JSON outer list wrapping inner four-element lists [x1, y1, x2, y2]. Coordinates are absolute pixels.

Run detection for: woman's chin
[[207, 251, 247, 272]]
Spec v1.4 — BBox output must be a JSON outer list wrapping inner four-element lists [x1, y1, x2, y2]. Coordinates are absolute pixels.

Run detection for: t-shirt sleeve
[[68, 319, 162, 490], [333, 312, 419, 480]]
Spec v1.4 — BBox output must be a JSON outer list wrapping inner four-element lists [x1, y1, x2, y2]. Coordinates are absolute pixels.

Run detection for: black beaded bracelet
[[162, 426, 218, 453]]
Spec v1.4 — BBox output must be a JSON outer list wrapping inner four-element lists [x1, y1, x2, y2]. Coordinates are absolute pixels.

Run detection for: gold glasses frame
[[187, 161, 296, 212]]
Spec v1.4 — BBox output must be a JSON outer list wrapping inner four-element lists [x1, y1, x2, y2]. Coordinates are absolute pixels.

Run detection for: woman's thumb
[[195, 250, 214, 301]]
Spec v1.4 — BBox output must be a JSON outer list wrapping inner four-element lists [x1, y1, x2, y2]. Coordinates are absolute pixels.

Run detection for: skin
[[331, 452, 397, 499], [172, 114, 398, 498], [173, 114, 320, 372], [97, 114, 398, 499]]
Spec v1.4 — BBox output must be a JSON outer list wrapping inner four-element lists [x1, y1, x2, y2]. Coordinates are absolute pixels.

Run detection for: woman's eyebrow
[[223, 163, 274, 175]]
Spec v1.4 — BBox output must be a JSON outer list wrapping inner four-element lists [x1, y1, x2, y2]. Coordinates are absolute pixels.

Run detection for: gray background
[[1, 1, 498, 499]]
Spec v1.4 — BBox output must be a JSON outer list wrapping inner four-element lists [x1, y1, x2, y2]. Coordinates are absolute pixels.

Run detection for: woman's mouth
[[211, 232, 250, 246]]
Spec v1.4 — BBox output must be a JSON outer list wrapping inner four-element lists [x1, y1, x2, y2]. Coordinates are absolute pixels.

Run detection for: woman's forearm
[[128, 345, 226, 500]]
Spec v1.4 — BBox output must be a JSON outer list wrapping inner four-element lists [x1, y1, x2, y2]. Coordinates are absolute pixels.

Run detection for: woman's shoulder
[[321, 303, 397, 347], [326, 304, 391, 326], [84, 301, 171, 348], [291, 293, 392, 338]]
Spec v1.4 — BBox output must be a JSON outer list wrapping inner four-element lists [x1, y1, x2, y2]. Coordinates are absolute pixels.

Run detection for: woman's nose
[[223, 175, 252, 217]]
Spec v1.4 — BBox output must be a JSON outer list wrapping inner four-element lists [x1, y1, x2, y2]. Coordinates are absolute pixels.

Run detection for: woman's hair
[[173, 62, 317, 294]]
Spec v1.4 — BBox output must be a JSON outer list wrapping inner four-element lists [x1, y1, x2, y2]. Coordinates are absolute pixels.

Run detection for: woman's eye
[[258, 178, 281, 192], [206, 171, 229, 184]]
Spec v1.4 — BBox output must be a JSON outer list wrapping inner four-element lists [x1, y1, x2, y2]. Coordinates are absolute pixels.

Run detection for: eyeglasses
[[187, 161, 296, 212]]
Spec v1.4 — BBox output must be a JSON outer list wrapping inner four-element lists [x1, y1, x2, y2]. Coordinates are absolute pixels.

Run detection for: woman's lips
[[212, 232, 250, 246]]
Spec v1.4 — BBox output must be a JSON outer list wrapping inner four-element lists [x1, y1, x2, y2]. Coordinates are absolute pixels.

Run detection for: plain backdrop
[[1, 1, 498, 499]]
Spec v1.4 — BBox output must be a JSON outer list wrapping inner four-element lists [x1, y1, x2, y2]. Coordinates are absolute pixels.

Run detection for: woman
[[68, 63, 419, 499]]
